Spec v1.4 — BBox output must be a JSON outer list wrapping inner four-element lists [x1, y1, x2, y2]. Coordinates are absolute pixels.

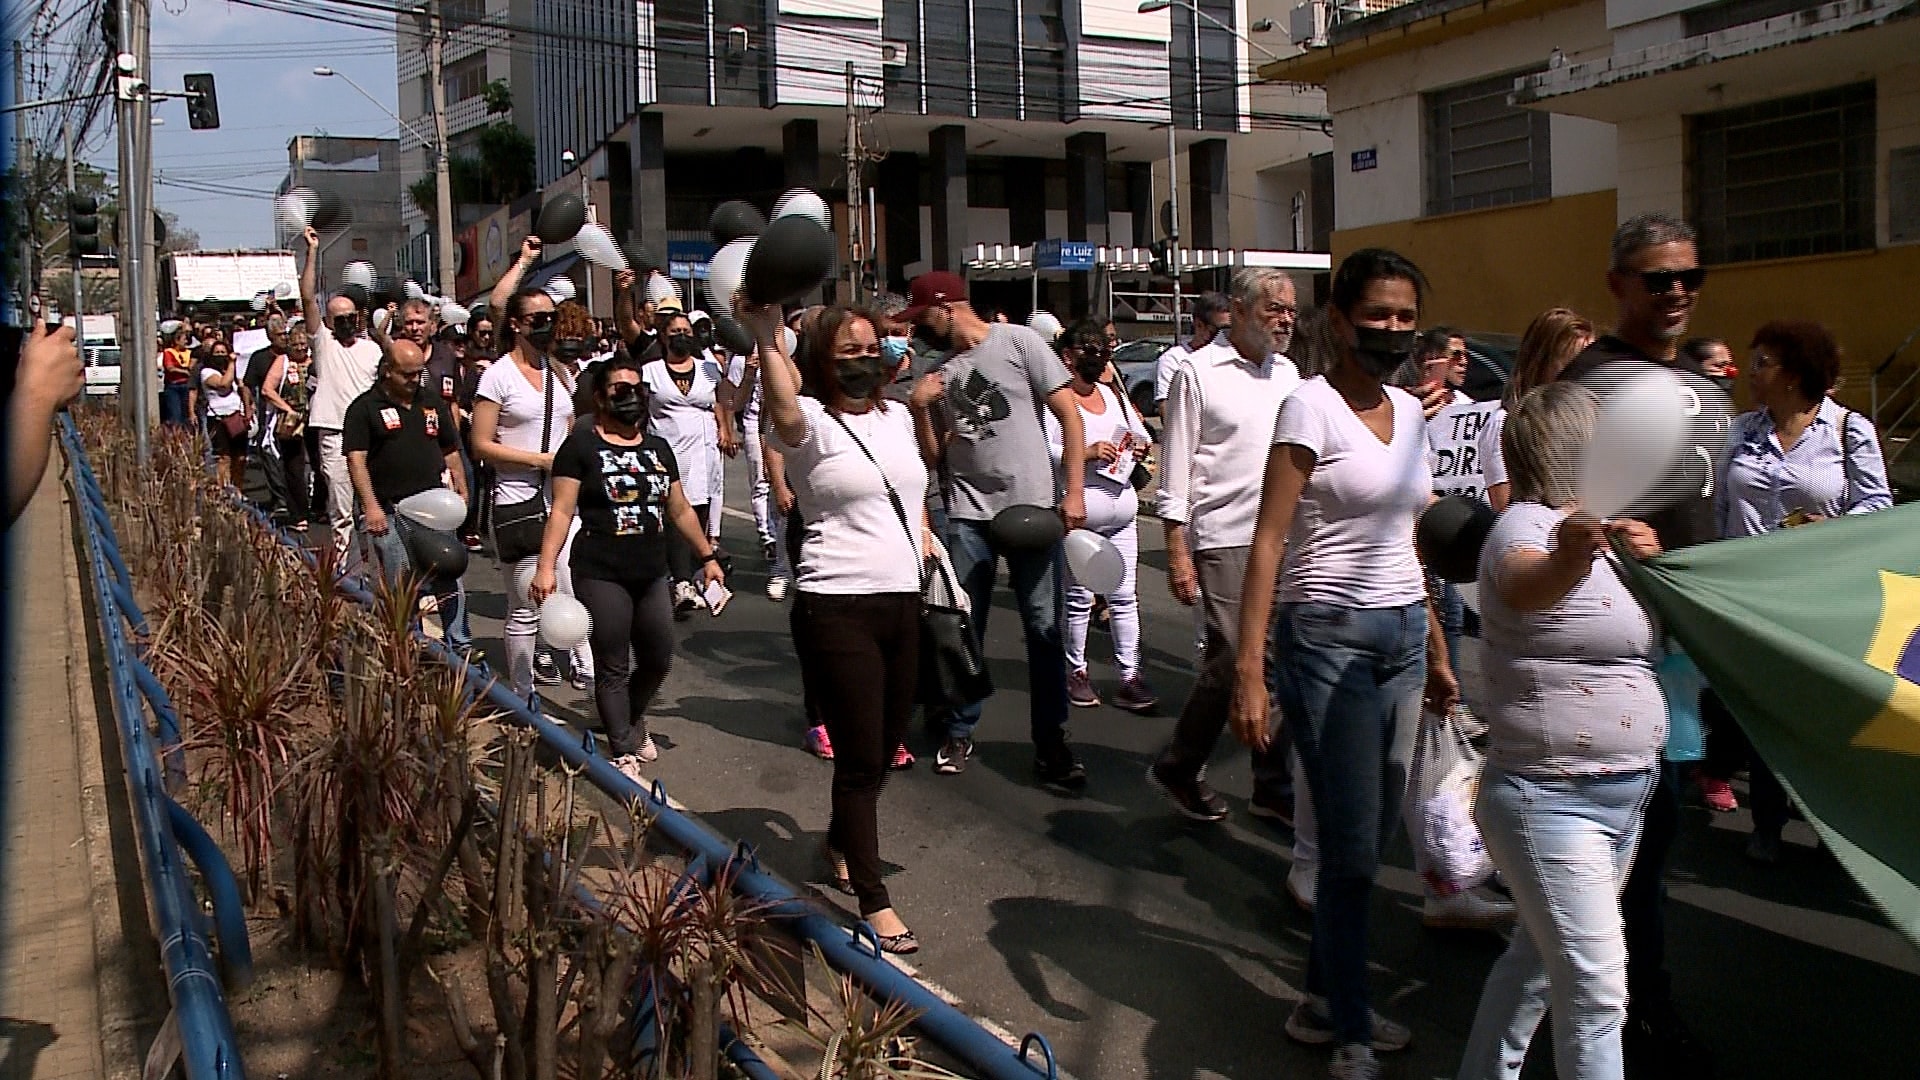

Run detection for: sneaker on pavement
[[611, 754, 647, 783], [533, 652, 563, 686], [673, 580, 702, 620], [766, 573, 791, 602], [460, 531, 484, 552], [1034, 741, 1087, 791], [1112, 675, 1158, 713], [1247, 788, 1295, 828], [933, 736, 973, 775], [1328, 1044, 1380, 1080], [804, 725, 835, 760], [1693, 769, 1739, 812], [1286, 861, 1316, 913], [1146, 760, 1228, 822], [570, 669, 594, 692], [634, 733, 660, 764], [1422, 889, 1516, 931], [890, 744, 916, 770], [1286, 996, 1411, 1053], [1067, 668, 1101, 708]]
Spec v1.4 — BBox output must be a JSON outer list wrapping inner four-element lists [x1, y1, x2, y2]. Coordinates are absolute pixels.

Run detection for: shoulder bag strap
[[536, 363, 555, 506], [827, 409, 938, 592], [1838, 406, 1859, 509]]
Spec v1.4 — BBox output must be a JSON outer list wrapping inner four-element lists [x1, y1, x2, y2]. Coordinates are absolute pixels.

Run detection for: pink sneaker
[[1693, 769, 1738, 812], [890, 744, 916, 770], [805, 724, 834, 760]]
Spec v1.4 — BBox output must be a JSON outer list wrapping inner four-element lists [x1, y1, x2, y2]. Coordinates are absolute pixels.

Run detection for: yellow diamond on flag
[[1855, 571, 1920, 755]]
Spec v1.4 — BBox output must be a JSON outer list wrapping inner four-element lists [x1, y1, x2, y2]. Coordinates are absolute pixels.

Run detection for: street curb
[[61, 465, 151, 1080]]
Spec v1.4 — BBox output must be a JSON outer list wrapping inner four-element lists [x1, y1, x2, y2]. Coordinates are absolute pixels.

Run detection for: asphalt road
[[396, 453, 1919, 1080]]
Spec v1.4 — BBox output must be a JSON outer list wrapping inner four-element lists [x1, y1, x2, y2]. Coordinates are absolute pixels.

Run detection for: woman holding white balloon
[[530, 352, 724, 780], [1046, 319, 1156, 713], [643, 310, 731, 618]]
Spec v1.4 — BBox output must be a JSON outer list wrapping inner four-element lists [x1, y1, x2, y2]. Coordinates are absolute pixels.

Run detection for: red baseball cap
[[900, 271, 969, 321]]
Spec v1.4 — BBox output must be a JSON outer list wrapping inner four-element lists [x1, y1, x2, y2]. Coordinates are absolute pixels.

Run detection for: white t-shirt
[[1479, 407, 1509, 490], [476, 359, 578, 505], [1043, 383, 1152, 498], [201, 361, 244, 417], [643, 355, 725, 506], [775, 396, 927, 595], [1272, 376, 1432, 608], [307, 332, 382, 431], [1153, 343, 1194, 404]]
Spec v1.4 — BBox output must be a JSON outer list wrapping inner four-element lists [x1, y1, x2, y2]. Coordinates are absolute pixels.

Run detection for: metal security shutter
[[1424, 69, 1552, 216], [1890, 145, 1920, 245], [1690, 82, 1875, 264]]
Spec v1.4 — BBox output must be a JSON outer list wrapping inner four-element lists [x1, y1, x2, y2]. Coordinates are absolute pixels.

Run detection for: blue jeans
[[1458, 766, 1656, 1080], [361, 510, 472, 649], [160, 384, 191, 427], [942, 518, 1069, 747], [1273, 601, 1427, 1046]]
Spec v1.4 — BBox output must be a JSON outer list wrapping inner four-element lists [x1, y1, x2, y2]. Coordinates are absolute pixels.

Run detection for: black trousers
[[792, 590, 920, 916], [1622, 760, 1682, 1016], [1699, 687, 1791, 836], [261, 435, 313, 523], [574, 574, 676, 759], [666, 502, 711, 583]]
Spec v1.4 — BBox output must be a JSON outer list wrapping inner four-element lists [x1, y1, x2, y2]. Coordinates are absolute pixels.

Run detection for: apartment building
[[274, 135, 407, 290]]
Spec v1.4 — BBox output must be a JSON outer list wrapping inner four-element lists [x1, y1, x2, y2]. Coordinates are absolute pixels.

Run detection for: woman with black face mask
[[1048, 320, 1155, 713], [1227, 249, 1460, 1080], [642, 311, 728, 617], [531, 353, 724, 780]]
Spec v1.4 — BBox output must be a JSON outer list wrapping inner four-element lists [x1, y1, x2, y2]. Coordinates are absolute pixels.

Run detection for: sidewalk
[[0, 468, 117, 1078]]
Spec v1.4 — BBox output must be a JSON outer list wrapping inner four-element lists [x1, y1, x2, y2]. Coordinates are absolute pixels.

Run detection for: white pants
[[501, 516, 593, 696], [1063, 485, 1142, 680], [742, 411, 779, 550], [316, 429, 354, 556]]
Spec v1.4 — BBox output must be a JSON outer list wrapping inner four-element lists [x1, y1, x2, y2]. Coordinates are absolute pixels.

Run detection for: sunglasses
[[1637, 268, 1706, 295], [523, 312, 556, 330]]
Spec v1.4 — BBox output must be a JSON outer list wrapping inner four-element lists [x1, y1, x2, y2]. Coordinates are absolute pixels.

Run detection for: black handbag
[[490, 363, 555, 563], [828, 412, 993, 709]]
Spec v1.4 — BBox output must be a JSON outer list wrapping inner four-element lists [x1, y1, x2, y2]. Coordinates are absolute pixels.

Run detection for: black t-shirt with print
[[341, 384, 461, 507], [551, 425, 680, 583]]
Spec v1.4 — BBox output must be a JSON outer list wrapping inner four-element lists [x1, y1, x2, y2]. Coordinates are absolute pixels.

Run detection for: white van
[[66, 315, 121, 398]]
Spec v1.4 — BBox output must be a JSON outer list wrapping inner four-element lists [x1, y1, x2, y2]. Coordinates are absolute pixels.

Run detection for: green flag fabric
[[1620, 503, 1920, 946]]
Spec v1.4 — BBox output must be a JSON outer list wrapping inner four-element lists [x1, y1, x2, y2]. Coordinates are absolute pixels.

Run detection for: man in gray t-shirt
[[903, 272, 1090, 789]]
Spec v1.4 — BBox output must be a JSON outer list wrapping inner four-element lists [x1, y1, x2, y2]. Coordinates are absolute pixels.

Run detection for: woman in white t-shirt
[[1480, 308, 1593, 511], [472, 287, 594, 697], [644, 311, 730, 616], [1229, 249, 1458, 1080], [738, 299, 927, 957], [1045, 319, 1154, 713], [199, 338, 251, 488]]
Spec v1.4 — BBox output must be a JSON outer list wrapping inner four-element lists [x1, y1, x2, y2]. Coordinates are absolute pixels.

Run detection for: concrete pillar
[[1065, 132, 1107, 243], [1007, 158, 1047, 247], [1188, 137, 1229, 251], [877, 152, 920, 291], [783, 118, 820, 190], [929, 124, 968, 273], [1126, 162, 1153, 248], [630, 111, 667, 255], [605, 139, 633, 242]]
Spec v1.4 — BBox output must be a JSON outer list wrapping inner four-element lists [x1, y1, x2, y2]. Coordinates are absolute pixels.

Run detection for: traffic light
[[69, 194, 101, 257], [183, 73, 219, 129]]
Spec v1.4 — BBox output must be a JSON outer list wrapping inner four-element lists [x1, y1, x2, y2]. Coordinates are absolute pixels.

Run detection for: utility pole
[[117, 0, 156, 460], [844, 61, 863, 305], [16, 40, 39, 301], [427, 0, 454, 295], [1166, 121, 1182, 340], [64, 120, 83, 335]]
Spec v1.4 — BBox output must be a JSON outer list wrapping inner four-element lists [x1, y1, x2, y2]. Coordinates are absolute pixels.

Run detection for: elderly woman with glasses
[[1046, 318, 1156, 712], [1457, 382, 1666, 1080]]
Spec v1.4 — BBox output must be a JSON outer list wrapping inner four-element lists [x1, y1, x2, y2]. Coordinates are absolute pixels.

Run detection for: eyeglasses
[[1637, 268, 1706, 295]]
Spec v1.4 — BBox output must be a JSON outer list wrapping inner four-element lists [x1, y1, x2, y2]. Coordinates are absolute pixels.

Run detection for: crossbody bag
[[491, 363, 557, 563], [828, 410, 994, 709]]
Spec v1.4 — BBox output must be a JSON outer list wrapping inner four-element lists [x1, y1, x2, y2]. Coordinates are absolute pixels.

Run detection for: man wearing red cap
[[903, 271, 1091, 789]]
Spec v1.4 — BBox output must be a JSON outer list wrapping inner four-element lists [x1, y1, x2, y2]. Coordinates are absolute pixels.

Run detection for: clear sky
[[87, 0, 401, 251]]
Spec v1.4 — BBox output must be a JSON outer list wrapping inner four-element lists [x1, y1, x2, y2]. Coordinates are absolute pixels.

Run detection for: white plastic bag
[[1406, 705, 1493, 896]]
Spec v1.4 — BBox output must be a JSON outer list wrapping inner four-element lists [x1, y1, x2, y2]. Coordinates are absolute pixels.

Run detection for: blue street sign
[[1351, 148, 1378, 172], [1033, 239, 1097, 271], [668, 240, 714, 280]]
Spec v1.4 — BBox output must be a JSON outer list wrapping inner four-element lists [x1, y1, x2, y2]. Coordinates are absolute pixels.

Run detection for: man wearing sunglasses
[[1559, 211, 1729, 1080]]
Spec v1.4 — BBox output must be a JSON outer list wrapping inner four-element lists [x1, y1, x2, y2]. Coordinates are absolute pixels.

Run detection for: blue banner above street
[[1033, 239, 1097, 270]]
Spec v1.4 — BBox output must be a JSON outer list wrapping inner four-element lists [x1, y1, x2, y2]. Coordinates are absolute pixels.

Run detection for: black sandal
[[876, 929, 919, 955]]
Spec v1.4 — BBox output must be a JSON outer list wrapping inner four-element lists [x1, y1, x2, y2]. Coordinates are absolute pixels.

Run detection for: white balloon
[[704, 238, 753, 318], [575, 222, 628, 271], [781, 325, 798, 356], [274, 192, 312, 233], [371, 307, 391, 334], [394, 488, 468, 532], [342, 260, 376, 289], [511, 556, 540, 609], [250, 293, 269, 311], [1027, 311, 1063, 340], [539, 594, 592, 650], [1577, 366, 1690, 519], [404, 279, 427, 300], [439, 302, 471, 329], [273, 279, 297, 301], [644, 271, 680, 309], [772, 188, 830, 229], [1063, 529, 1126, 595], [544, 276, 577, 303]]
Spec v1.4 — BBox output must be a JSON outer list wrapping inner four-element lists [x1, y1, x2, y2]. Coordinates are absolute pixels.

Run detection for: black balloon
[[988, 504, 1064, 552], [310, 189, 349, 232], [743, 215, 834, 306], [337, 282, 371, 312], [535, 193, 587, 245], [405, 523, 471, 579], [710, 314, 756, 356], [709, 200, 767, 246], [1416, 494, 1499, 584], [621, 237, 666, 275]]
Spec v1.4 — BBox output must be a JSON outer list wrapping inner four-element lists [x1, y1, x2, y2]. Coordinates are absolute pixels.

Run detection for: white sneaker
[[1422, 888, 1516, 931], [634, 733, 660, 764], [1286, 996, 1411, 1053], [1328, 1043, 1380, 1080], [611, 753, 647, 783], [1286, 861, 1316, 913], [766, 573, 790, 602]]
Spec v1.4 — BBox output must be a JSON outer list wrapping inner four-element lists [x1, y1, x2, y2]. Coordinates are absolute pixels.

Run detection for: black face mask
[[331, 315, 358, 343], [606, 383, 646, 425], [554, 339, 585, 362], [666, 332, 698, 357], [836, 354, 891, 399], [1351, 326, 1419, 379]]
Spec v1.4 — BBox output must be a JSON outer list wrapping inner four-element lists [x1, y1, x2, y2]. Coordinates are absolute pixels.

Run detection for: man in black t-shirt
[[1558, 211, 1728, 1078]]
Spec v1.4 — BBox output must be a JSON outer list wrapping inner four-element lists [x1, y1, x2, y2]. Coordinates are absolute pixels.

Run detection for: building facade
[[275, 135, 407, 291], [1264, 0, 1920, 405]]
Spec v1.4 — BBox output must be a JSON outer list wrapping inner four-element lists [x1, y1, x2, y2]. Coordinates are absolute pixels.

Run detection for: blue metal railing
[[58, 417, 250, 1080]]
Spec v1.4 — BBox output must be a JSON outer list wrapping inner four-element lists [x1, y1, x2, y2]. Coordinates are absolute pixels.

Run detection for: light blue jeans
[[1457, 765, 1656, 1080]]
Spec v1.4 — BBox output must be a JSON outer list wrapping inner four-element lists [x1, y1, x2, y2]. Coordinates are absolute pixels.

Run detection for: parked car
[[83, 345, 123, 399], [1112, 337, 1174, 418]]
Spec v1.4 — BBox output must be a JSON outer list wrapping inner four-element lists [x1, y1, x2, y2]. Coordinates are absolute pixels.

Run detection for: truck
[[62, 314, 123, 399], [160, 249, 300, 316]]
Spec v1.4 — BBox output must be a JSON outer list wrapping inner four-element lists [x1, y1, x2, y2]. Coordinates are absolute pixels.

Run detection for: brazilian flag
[[1621, 503, 1920, 945]]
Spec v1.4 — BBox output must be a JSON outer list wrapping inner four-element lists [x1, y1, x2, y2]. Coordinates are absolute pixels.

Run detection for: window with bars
[[1690, 82, 1875, 264], [1424, 69, 1551, 216], [443, 54, 487, 103]]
